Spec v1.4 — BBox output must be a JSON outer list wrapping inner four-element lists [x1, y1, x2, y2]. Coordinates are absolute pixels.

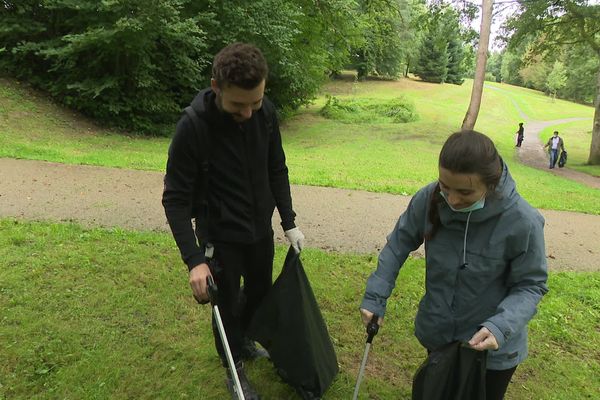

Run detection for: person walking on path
[[515, 122, 524, 147], [543, 130, 565, 169], [359, 130, 548, 400], [162, 42, 305, 399]]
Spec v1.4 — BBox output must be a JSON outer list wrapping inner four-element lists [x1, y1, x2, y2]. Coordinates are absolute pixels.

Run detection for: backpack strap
[[261, 99, 275, 136], [183, 106, 211, 221], [184, 105, 210, 174]]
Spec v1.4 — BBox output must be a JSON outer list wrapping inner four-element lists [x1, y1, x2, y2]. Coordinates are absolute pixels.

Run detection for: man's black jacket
[[162, 89, 296, 270]]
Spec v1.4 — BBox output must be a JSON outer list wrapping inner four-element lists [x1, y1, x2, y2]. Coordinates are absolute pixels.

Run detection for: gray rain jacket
[[361, 162, 548, 370]]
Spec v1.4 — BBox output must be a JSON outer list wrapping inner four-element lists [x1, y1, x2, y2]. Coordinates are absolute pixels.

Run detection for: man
[[543, 130, 565, 169], [162, 42, 305, 399], [515, 122, 524, 147]]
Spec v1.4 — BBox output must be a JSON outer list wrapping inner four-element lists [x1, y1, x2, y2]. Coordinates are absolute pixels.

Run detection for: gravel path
[[1, 157, 598, 271]]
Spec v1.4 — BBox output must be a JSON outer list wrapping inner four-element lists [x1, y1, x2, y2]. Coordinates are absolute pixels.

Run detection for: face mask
[[439, 191, 486, 213]]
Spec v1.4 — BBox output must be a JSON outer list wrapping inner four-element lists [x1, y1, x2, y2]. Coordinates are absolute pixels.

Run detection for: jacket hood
[[190, 88, 218, 123], [438, 160, 519, 225]]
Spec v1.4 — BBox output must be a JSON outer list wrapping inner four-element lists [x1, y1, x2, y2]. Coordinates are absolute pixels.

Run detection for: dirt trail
[[1, 158, 598, 271], [485, 84, 600, 189]]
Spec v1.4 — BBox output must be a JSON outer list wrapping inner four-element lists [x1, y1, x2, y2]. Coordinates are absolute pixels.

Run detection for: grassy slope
[[0, 220, 598, 399], [1, 76, 598, 214]]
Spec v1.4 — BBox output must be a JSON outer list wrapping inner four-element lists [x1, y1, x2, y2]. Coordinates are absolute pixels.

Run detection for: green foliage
[[519, 53, 552, 90], [351, 0, 421, 80], [546, 60, 567, 98], [486, 51, 503, 82], [320, 95, 419, 124], [498, 38, 596, 105], [446, 38, 465, 85], [414, 3, 466, 84], [562, 44, 599, 104], [500, 49, 524, 86], [0, 0, 210, 135], [203, 0, 360, 113], [414, 30, 449, 83], [0, 0, 362, 133]]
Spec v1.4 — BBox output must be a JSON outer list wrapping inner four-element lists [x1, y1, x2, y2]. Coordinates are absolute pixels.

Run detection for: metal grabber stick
[[352, 314, 380, 400], [206, 275, 245, 400]]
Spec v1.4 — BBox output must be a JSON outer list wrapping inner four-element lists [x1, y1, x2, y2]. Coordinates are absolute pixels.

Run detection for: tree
[[504, 0, 600, 164], [500, 48, 524, 85], [546, 61, 568, 101], [414, 29, 449, 83], [446, 38, 465, 84], [414, 3, 465, 84], [461, 0, 494, 131], [0, 0, 211, 134], [486, 51, 503, 82], [519, 52, 552, 90], [351, 0, 420, 80], [0, 0, 361, 133], [562, 44, 599, 104]]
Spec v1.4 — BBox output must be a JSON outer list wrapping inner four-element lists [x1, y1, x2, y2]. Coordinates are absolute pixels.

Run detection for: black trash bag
[[412, 341, 486, 400], [558, 150, 567, 168], [247, 246, 339, 399]]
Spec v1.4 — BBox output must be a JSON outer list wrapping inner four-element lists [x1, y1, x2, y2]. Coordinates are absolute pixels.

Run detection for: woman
[[360, 130, 548, 400]]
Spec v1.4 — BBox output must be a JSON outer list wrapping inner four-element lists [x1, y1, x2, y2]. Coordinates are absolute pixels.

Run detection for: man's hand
[[468, 327, 499, 351], [359, 308, 384, 328], [189, 263, 212, 303], [284, 227, 305, 254]]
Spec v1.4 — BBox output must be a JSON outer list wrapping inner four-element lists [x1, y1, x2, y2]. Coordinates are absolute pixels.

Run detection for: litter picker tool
[[206, 275, 245, 400], [352, 314, 380, 400]]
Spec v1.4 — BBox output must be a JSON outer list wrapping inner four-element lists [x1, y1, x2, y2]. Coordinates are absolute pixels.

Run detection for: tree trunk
[[461, 0, 494, 131], [588, 62, 600, 165]]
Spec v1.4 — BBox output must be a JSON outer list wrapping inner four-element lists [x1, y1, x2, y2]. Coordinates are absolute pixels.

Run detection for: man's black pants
[[209, 234, 274, 366]]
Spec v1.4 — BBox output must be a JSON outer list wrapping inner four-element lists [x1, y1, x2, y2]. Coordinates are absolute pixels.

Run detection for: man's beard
[[215, 93, 248, 123]]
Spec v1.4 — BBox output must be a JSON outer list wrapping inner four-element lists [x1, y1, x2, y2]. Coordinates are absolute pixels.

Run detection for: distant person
[[360, 130, 548, 400], [543, 131, 565, 169], [162, 42, 305, 399], [515, 122, 524, 147]]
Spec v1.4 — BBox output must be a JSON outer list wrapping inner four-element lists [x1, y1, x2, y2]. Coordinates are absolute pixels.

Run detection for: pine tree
[[414, 29, 448, 83], [446, 38, 465, 85]]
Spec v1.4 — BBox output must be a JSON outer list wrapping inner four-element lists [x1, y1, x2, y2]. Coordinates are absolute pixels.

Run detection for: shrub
[[320, 95, 419, 124]]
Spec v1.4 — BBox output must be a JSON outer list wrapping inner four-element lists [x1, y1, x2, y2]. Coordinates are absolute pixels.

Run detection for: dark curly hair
[[212, 42, 268, 89], [426, 130, 502, 240]]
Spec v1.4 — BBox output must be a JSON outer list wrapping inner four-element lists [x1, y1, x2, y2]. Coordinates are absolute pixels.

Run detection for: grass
[[484, 81, 594, 120], [2, 76, 599, 213], [0, 79, 170, 170], [0, 219, 598, 400]]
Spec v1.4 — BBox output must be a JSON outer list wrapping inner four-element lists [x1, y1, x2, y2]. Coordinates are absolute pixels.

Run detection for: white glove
[[284, 227, 305, 254]]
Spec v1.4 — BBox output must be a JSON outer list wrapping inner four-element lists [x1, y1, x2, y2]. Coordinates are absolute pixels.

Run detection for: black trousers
[[208, 234, 274, 366], [486, 366, 517, 400]]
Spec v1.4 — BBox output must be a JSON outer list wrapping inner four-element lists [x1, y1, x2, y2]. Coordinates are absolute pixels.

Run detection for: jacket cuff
[[186, 253, 206, 272], [281, 219, 296, 231], [360, 297, 387, 319], [481, 321, 506, 349]]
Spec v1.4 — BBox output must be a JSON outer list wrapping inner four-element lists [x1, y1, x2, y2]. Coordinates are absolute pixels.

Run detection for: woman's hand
[[360, 308, 384, 328], [468, 327, 499, 351]]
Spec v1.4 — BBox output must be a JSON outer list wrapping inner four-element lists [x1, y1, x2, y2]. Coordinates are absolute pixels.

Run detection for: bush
[[320, 95, 419, 124], [0, 0, 210, 136]]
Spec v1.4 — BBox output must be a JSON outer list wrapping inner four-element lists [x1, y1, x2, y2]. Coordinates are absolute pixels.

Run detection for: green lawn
[[0, 219, 598, 400], [484, 81, 594, 120], [1, 76, 599, 213]]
